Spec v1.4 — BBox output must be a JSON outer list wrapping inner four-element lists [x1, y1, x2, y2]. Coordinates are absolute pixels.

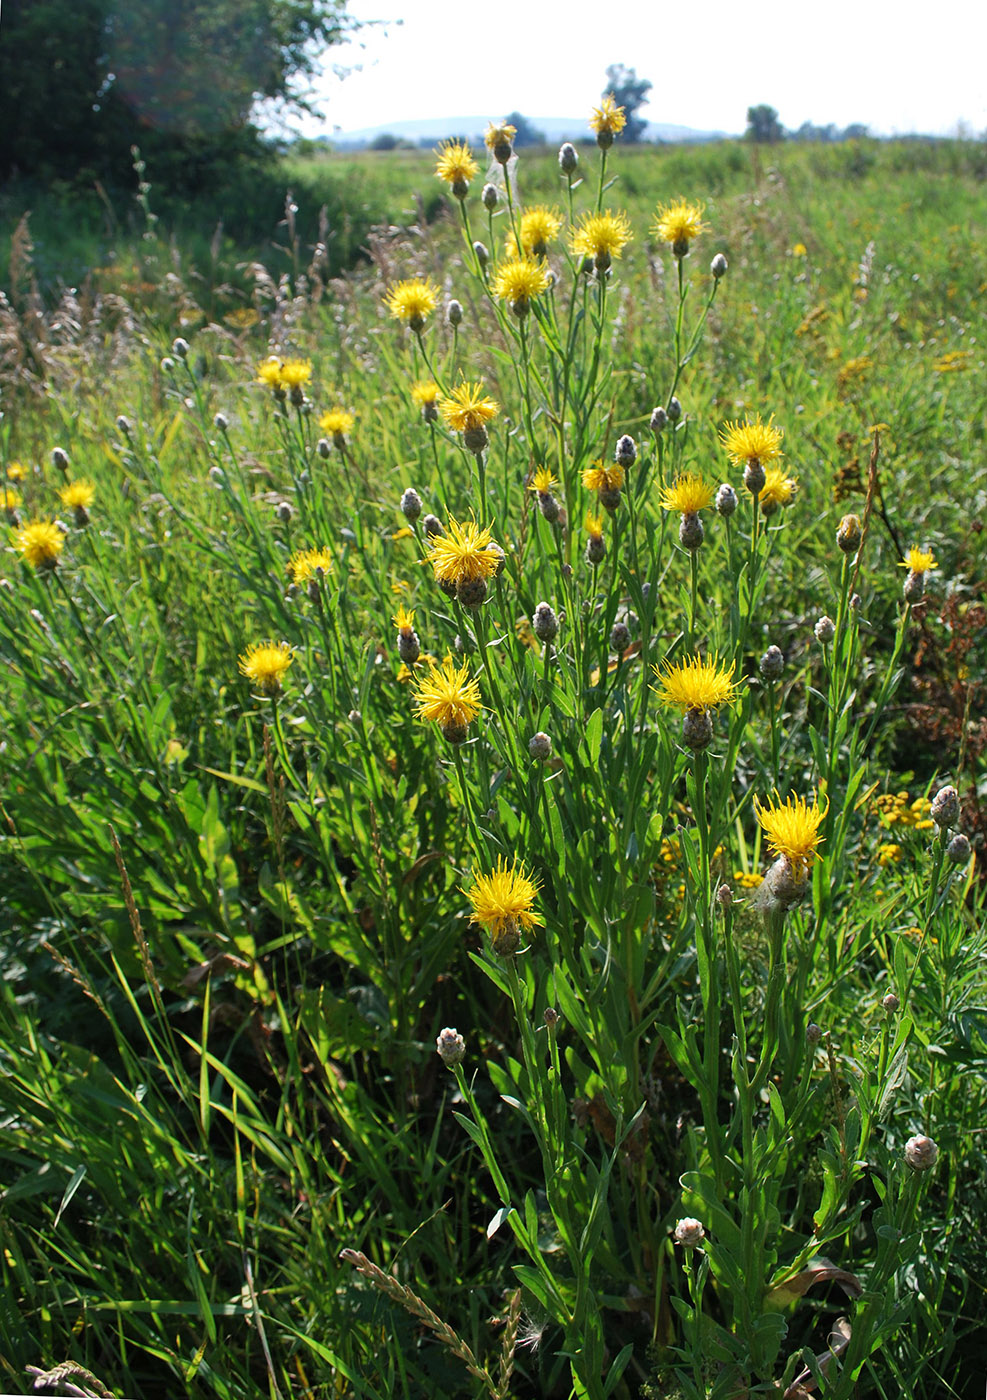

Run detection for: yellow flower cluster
[[873, 792, 934, 831]]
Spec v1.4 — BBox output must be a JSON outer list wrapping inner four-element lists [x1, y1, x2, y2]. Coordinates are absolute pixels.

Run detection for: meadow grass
[[1, 129, 986, 1399]]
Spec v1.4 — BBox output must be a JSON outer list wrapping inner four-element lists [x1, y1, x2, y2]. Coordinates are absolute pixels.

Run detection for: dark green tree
[[0, 0, 358, 182], [745, 104, 785, 144], [603, 64, 652, 143], [503, 112, 546, 148]]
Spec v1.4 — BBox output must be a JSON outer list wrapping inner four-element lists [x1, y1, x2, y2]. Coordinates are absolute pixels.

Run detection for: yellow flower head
[[411, 380, 439, 409], [288, 547, 335, 586], [464, 856, 543, 955], [224, 307, 261, 329], [393, 604, 416, 633], [2, 485, 22, 512], [484, 121, 517, 153], [384, 278, 438, 329], [902, 546, 938, 573], [582, 460, 625, 493], [426, 516, 500, 587], [652, 200, 708, 252], [513, 205, 563, 258], [58, 479, 96, 511], [435, 140, 479, 188], [6, 462, 26, 482], [412, 654, 482, 738], [589, 95, 627, 139], [529, 467, 558, 493], [319, 408, 355, 441], [491, 256, 551, 311], [584, 511, 604, 539], [719, 414, 784, 467], [570, 210, 633, 264], [439, 382, 499, 435], [652, 653, 741, 713], [14, 519, 64, 570], [660, 474, 715, 514], [758, 468, 798, 512], [278, 358, 313, 391], [257, 356, 285, 391], [238, 640, 293, 695], [755, 792, 828, 877]]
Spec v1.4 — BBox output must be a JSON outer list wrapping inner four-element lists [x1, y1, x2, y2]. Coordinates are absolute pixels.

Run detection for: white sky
[[295, 0, 987, 139]]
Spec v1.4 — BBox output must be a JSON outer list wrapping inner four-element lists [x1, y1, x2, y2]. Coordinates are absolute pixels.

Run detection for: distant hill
[[326, 115, 733, 149]]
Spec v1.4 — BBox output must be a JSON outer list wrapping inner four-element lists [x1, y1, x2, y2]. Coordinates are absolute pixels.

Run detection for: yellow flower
[[589, 95, 626, 139], [393, 604, 416, 632], [755, 792, 827, 877], [2, 485, 22, 512], [288, 547, 334, 586], [491, 256, 551, 313], [438, 382, 499, 435], [238, 640, 293, 695], [513, 206, 563, 258], [426, 516, 500, 588], [584, 511, 604, 538], [15, 520, 64, 570], [58, 479, 96, 511], [652, 653, 741, 713], [652, 200, 707, 253], [877, 843, 903, 866], [484, 121, 517, 154], [791, 243, 808, 257], [734, 870, 764, 889], [463, 856, 543, 955], [659, 475, 715, 514], [257, 356, 285, 391], [582, 461, 624, 492], [279, 358, 313, 391], [319, 408, 355, 441], [384, 278, 438, 330], [758, 468, 798, 513], [412, 654, 482, 742], [570, 210, 633, 265], [902, 546, 937, 573], [529, 467, 558, 493], [411, 380, 439, 409], [6, 462, 26, 481], [224, 307, 261, 329], [719, 414, 784, 467], [435, 140, 479, 189]]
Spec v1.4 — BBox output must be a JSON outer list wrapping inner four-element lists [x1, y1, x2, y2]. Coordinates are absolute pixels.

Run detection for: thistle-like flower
[[384, 279, 439, 333], [491, 255, 551, 317], [15, 519, 65, 571], [720, 414, 784, 498], [589, 94, 626, 149], [438, 381, 499, 454], [426, 515, 501, 608], [758, 467, 798, 516], [652, 200, 708, 257], [484, 121, 517, 165], [755, 791, 827, 907], [318, 409, 355, 446], [238, 641, 294, 696], [412, 654, 482, 744], [435, 140, 479, 197], [464, 856, 543, 955], [288, 547, 334, 587], [569, 210, 633, 272], [653, 652, 741, 748], [513, 205, 564, 259], [393, 604, 421, 664], [901, 545, 938, 601], [411, 380, 439, 422]]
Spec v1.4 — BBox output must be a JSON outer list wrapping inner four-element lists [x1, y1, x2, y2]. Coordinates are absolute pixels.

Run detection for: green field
[[1, 135, 986, 1399]]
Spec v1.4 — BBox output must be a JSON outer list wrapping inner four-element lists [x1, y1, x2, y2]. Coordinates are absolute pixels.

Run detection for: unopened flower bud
[[116, 414, 133, 437], [716, 883, 733, 910], [172, 337, 189, 359], [275, 501, 293, 524], [711, 252, 728, 279], [586, 534, 606, 566], [610, 620, 631, 654], [650, 406, 668, 434], [400, 487, 422, 522], [558, 142, 578, 175], [544, 1006, 559, 1027], [398, 629, 421, 663], [209, 465, 225, 485], [436, 1027, 466, 1068], [481, 183, 499, 211], [423, 514, 444, 539], [674, 1217, 706, 1247], [882, 992, 900, 1013], [615, 434, 637, 467], [806, 1022, 823, 1045], [947, 832, 971, 864], [716, 483, 738, 517], [682, 707, 714, 751], [529, 731, 553, 761], [837, 513, 863, 554], [532, 601, 558, 642], [930, 785, 959, 830], [814, 615, 836, 645], [486, 543, 505, 578], [599, 485, 622, 513], [473, 241, 490, 269], [447, 298, 463, 327], [904, 1134, 939, 1171], [760, 645, 784, 680], [348, 709, 361, 725], [160, 356, 175, 373], [903, 570, 926, 602], [679, 512, 704, 551], [744, 460, 766, 497], [667, 397, 682, 423], [318, 437, 332, 459], [51, 447, 70, 473], [463, 425, 489, 454], [457, 577, 488, 609], [538, 491, 560, 524]]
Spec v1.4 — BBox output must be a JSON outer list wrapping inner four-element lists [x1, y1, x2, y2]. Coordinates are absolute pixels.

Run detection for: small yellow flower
[[224, 307, 261, 329], [513, 206, 563, 258], [257, 356, 285, 391], [719, 414, 784, 467], [5, 462, 26, 481], [589, 95, 626, 140], [734, 870, 764, 889], [791, 243, 808, 257], [464, 856, 543, 955], [238, 640, 293, 695], [412, 654, 482, 741], [652, 200, 707, 254], [755, 792, 827, 878], [15, 520, 65, 570], [652, 653, 741, 713], [1, 485, 22, 512], [758, 468, 798, 513], [659, 475, 715, 514], [393, 604, 416, 632], [58, 479, 96, 511], [581, 461, 624, 499], [319, 408, 355, 442], [484, 122, 517, 155], [877, 843, 903, 866], [901, 547, 937, 573], [491, 256, 551, 313], [278, 359, 313, 391], [438, 382, 499, 436], [411, 380, 439, 409], [584, 511, 604, 539], [426, 516, 500, 588], [384, 279, 438, 330], [435, 140, 479, 189], [288, 547, 334, 586], [570, 210, 633, 265], [529, 467, 558, 493]]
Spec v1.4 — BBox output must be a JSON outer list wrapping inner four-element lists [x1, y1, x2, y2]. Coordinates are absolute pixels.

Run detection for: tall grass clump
[[1, 103, 986, 1400]]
